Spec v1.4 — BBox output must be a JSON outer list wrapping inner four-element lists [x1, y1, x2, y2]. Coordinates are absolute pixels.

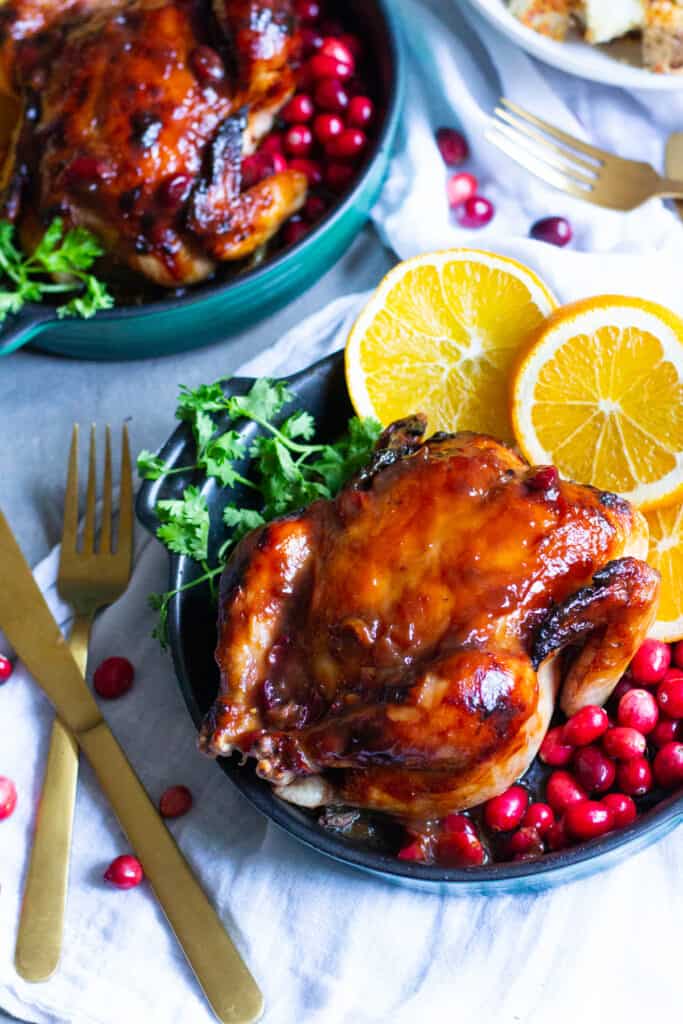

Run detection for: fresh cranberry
[[436, 126, 469, 166], [65, 156, 105, 186], [314, 78, 349, 112], [565, 800, 614, 841], [260, 133, 284, 156], [267, 153, 288, 175], [325, 161, 355, 192], [526, 465, 559, 492], [630, 638, 671, 685], [347, 95, 374, 129], [327, 128, 367, 159], [282, 217, 308, 246], [0, 655, 13, 683], [601, 793, 637, 829], [447, 171, 478, 209], [301, 27, 324, 55], [284, 124, 313, 157], [442, 812, 476, 835], [611, 676, 635, 703], [93, 657, 134, 699], [617, 688, 659, 734], [242, 154, 265, 188], [563, 705, 609, 746], [282, 93, 314, 123], [508, 826, 544, 856], [0, 777, 17, 820], [546, 770, 587, 813], [572, 745, 616, 794], [539, 726, 573, 766], [616, 755, 653, 796], [339, 33, 363, 62], [397, 839, 427, 862], [602, 726, 647, 760], [546, 817, 569, 851], [318, 37, 355, 71], [530, 216, 572, 247], [103, 854, 144, 889], [289, 157, 323, 186], [303, 194, 327, 221], [455, 196, 494, 228], [656, 670, 683, 718], [650, 718, 680, 747], [309, 54, 354, 81], [438, 830, 486, 867], [295, 0, 320, 23], [652, 742, 683, 788], [314, 112, 344, 145], [159, 785, 193, 819], [190, 45, 224, 84], [672, 640, 683, 670], [483, 784, 528, 832], [157, 173, 193, 210], [522, 802, 555, 836]]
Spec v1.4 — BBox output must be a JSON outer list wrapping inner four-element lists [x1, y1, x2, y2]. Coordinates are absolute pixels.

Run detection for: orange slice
[[644, 504, 683, 641]]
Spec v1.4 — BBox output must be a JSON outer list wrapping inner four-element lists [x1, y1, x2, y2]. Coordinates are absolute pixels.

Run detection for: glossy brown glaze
[[0, 0, 306, 285], [201, 423, 660, 819]]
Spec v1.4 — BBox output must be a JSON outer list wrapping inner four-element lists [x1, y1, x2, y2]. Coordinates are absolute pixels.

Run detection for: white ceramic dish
[[465, 0, 683, 91]]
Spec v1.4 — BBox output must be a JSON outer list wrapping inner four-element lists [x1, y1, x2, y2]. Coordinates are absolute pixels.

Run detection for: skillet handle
[[0, 308, 51, 356]]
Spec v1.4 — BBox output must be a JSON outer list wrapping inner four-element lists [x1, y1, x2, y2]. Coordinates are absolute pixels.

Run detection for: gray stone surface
[[0, 227, 393, 1024]]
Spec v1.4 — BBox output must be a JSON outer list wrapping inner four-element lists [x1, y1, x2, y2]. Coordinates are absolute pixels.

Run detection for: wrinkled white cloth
[[3, 3, 683, 1023]]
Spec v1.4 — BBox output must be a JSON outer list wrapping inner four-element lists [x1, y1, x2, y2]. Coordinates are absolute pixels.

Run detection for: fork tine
[[62, 425, 80, 554], [99, 426, 113, 554], [501, 98, 609, 165], [493, 107, 600, 178], [82, 425, 97, 554], [117, 424, 134, 565], [485, 128, 592, 202], [489, 119, 597, 187]]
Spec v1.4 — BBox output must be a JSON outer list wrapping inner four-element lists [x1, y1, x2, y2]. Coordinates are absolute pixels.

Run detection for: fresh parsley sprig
[[138, 376, 382, 645], [0, 217, 114, 324]]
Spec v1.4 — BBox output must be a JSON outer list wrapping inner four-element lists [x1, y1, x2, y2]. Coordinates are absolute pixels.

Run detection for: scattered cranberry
[[652, 742, 683, 788], [0, 655, 13, 683], [539, 726, 573, 766], [530, 216, 572, 247], [93, 656, 134, 699], [318, 36, 355, 70], [303, 194, 327, 221], [295, 0, 320, 22], [103, 854, 144, 889], [301, 26, 323, 55], [309, 54, 354, 81], [616, 756, 653, 796], [267, 152, 288, 175], [546, 770, 587, 813], [325, 161, 355, 192], [651, 717, 680, 747], [190, 45, 225, 84], [314, 77, 349, 112], [260, 133, 284, 156], [289, 158, 323, 186], [442, 812, 476, 835], [439, 829, 486, 867], [436, 126, 469, 166], [602, 726, 647, 761], [284, 124, 313, 157], [611, 676, 635, 703], [66, 156, 105, 186], [565, 800, 614, 841], [339, 32, 363, 62], [508, 826, 544, 857], [447, 172, 478, 209], [630, 638, 671, 685], [522, 802, 555, 837], [546, 817, 569, 851], [282, 217, 308, 246], [397, 839, 427, 862], [282, 93, 314, 123], [672, 640, 683, 670], [159, 785, 193, 819], [327, 128, 367, 159], [455, 195, 494, 228], [314, 112, 344, 145], [241, 154, 265, 188], [602, 793, 637, 829], [347, 95, 374, 129], [563, 705, 609, 747], [483, 784, 528, 832], [656, 671, 683, 719], [157, 173, 193, 210], [617, 688, 659, 735], [572, 745, 616, 794], [526, 465, 559, 492], [0, 776, 17, 820]]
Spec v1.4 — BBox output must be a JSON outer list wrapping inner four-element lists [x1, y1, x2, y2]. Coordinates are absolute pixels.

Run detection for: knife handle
[[78, 722, 263, 1024]]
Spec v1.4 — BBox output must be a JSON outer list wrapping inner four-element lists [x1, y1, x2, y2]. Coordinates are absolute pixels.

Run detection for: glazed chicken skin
[[0, 0, 307, 286], [200, 420, 660, 821]]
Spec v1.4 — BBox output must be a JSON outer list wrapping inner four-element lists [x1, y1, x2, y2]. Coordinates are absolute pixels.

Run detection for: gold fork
[[486, 98, 683, 211], [15, 425, 133, 982]]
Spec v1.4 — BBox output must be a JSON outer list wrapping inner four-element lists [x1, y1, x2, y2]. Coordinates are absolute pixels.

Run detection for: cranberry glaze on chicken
[[200, 419, 660, 821], [0, 0, 307, 285]]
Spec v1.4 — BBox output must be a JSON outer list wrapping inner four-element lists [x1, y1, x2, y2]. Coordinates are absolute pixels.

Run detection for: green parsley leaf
[[137, 449, 170, 480], [227, 378, 293, 422], [223, 505, 266, 543], [280, 410, 316, 441], [156, 485, 209, 562], [176, 382, 228, 420], [202, 430, 248, 485]]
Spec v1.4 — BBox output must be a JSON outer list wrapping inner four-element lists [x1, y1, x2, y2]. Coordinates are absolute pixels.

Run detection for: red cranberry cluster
[[241, 2, 375, 247], [398, 637, 683, 867]]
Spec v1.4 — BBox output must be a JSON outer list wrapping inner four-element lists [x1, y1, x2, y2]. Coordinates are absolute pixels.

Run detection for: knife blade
[[0, 510, 263, 1024], [665, 133, 683, 220]]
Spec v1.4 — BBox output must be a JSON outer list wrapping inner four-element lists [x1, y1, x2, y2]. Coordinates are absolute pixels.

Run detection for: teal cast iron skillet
[[0, 0, 403, 361], [136, 352, 683, 893]]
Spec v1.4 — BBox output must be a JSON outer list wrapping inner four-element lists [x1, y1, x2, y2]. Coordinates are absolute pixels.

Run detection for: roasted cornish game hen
[[201, 420, 660, 821], [0, 0, 307, 285]]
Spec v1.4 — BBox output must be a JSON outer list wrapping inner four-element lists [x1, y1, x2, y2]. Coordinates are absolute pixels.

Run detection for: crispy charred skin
[[0, 0, 306, 286], [201, 424, 660, 820]]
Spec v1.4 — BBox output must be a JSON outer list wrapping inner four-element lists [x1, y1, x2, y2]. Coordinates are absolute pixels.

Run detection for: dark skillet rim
[[15, 0, 404, 327], [137, 351, 683, 885]]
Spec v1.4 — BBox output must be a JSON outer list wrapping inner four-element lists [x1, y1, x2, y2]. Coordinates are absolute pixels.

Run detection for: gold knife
[[666, 133, 683, 219], [0, 510, 263, 1024]]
